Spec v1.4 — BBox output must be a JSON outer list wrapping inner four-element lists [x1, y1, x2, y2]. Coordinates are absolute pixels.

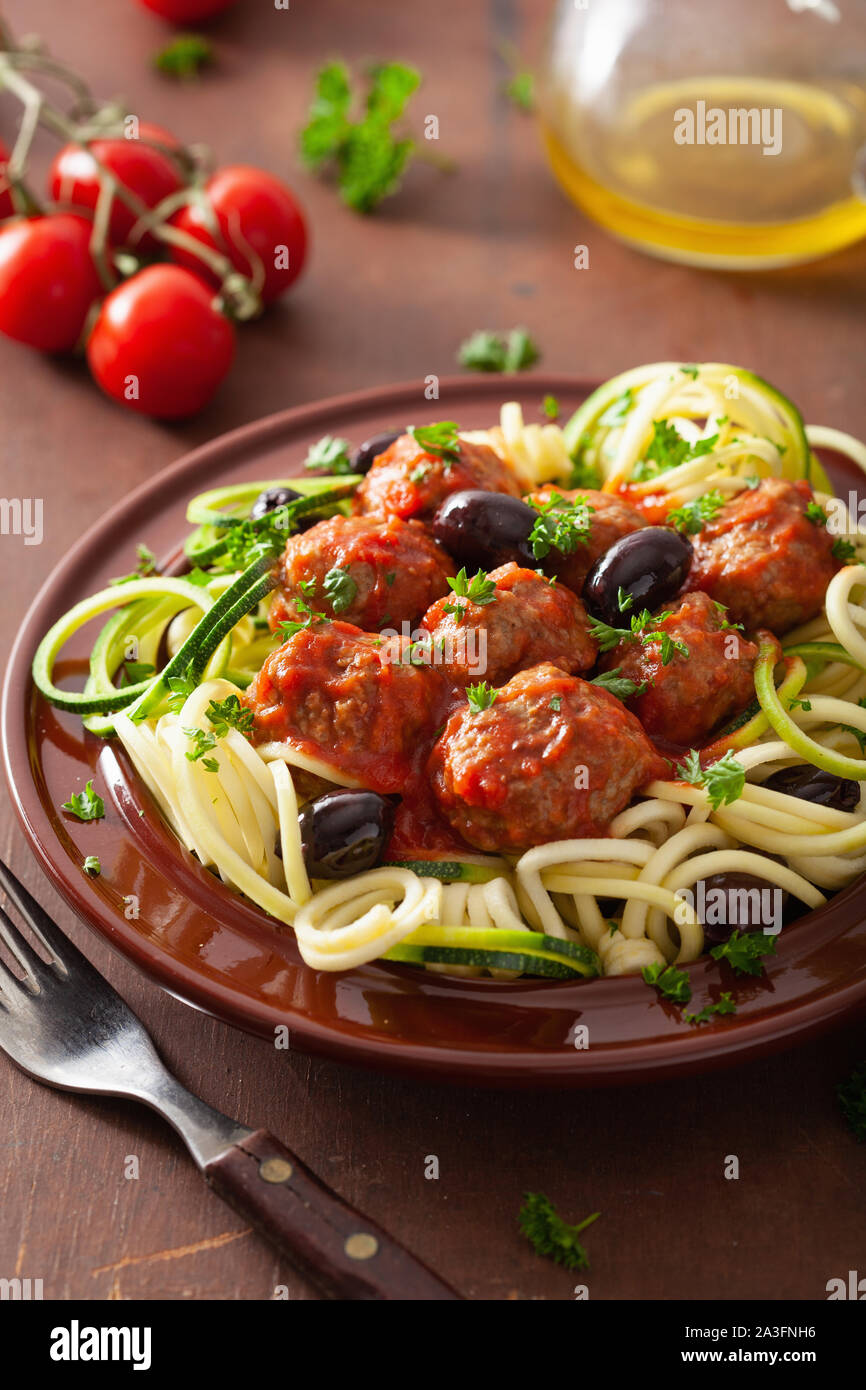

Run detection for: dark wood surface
[[1, 0, 865, 1302]]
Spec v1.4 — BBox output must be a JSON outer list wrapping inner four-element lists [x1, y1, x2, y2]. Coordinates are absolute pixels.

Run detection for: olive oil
[[542, 76, 866, 268]]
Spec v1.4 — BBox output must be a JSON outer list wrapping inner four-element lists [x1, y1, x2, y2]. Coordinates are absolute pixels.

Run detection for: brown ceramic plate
[[4, 375, 866, 1088]]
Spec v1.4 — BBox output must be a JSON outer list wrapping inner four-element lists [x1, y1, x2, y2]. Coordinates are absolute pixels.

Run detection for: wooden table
[[1, 0, 865, 1302]]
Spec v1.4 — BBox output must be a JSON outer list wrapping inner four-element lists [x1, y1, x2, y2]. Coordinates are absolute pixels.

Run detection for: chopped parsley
[[680, 364, 699, 380], [709, 929, 778, 977], [617, 587, 634, 613], [805, 501, 828, 527], [711, 600, 743, 633], [276, 595, 329, 641], [304, 434, 353, 474], [587, 608, 688, 665], [466, 681, 497, 713], [166, 675, 196, 713], [542, 394, 560, 421], [528, 492, 594, 560], [153, 33, 214, 79], [409, 463, 430, 483], [683, 992, 736, 1025], [182, 726, 218, 764], [632, 420, 718, 482], [444, 567, 497, 616], [841, 696, 866, 752], [299, 60, 421, 213], [676, 749, 746, 810], [832, 537, 857, 563], [110, 543, 158, 586], [590, 668, 647, 701], [61, 780, 105, 822], [837, 1060, 866, 1141], [666, 489, 726, 535], [205, 694, 255, 738], [518, 1193, 600, 1271], [642, 960, 692, 1004], [457, 328, 540, 373], [550, 695, 562, 712], [83, 855, 101, 877], [503, 70, 534, 112], [323, 565, 359, 614], [788, 696, 812, 712], [408, 421, 461, 463]]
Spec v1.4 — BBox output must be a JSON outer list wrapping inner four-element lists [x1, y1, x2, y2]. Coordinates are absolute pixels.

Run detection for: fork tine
[[0, 894, 49, 990], [0, 858, 70, 969]]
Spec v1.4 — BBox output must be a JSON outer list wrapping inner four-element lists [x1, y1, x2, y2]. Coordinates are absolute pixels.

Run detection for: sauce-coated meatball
[[428, 663, 666, 852], [687, 478, 839, 634], [604, 590, 759, 746], [526, 487, 645, 592], [269, 514, 454, 634], [420, 562, 598, 687], [354, 433, 522, 522], [244, 622, 442, 793]]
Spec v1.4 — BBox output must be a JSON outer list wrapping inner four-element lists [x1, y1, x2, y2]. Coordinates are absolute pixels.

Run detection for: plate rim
[[5, 372, 866, 1089]]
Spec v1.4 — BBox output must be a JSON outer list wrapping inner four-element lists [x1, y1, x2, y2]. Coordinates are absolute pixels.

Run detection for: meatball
[[269, 514, 454, 634], [687, 478, 840, 634], [244, 621, 442, 793], [428, 663, 667, 852], [420, 562, 598, 687], [354, 432, 522, 522], [526, 487, 645, 592], [604, 591, 759, 746]]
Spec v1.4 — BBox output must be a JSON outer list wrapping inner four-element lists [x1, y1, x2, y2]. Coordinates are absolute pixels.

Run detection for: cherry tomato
[[0, 214, 103, 353], [138, 0, 236, 19], [86, 264, 235, 418], [0, 138, 14, 221], [48, 122, 183, 250], [171, 165, 307, 304]]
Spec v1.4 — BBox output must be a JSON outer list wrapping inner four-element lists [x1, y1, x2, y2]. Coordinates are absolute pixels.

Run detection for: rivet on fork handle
[[206, 1129, 463, 1301]]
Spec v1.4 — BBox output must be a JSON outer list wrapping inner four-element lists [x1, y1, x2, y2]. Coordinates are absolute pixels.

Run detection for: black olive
[[693, 871, 787, 945], [250, 485, 303, 521], [583, 527, 693, 625], [432, 490, 538, 571], [762, 765, 861, 813], [351, 429, 403, 475], [298, 789, 395, 879]]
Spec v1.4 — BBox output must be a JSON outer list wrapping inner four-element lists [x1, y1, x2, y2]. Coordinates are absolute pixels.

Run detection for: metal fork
[[0, 857, 460, 1301]]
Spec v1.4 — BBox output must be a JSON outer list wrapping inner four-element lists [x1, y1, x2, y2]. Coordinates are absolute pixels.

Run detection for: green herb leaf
[[833, 537, 856, 563], [83, 855, 101, 877], [805, 501, 828, 527], [666, 489, 726, 535], [598, 388, 634, 428], [61, 780, 105, 822], [110, 543, 158, 586], [542, 394, 560, 421], [408, 421, 461, 462], [446, 567, 497, 606], [518, 1193, 600, 1271], [205, 694, 255, 738], [528, 491, 594, 560], [304, 434, 353, 474], [153, 33, 214, 79], [709, 929, 777, 977], [503, 70, 534, 112], [276, 595, 329, 642], [322, 565, 359, 614], [590, 668, 647, 701], [684, 992, 736, 1024], [632, 421, 718, 482], [182, 726, 218, 763], [466, 681, 497, 714], [457, 328, 540, 374], [642, 960, 692, 1004], [676, 749, 745, 810]]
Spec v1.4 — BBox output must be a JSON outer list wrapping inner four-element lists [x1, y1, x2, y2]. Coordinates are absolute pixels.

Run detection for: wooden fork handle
[[205, 1129, 462, 1300]]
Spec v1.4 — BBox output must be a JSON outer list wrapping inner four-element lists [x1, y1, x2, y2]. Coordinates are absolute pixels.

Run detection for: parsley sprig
[[642, 961, 692, 1004], [667, 489, 726, 535], [276, 595, 329, 642], [528, 492, 594, 560], [408, 421, 461, 462], [322, 566, 359, 614], [110, 543, 158, 586], [457, 327, 540, 373], [590, 668, 647, 701], [205, 694, 254, 738], [442, 567, 497, 621], [153, 34, 214, 79], [632, 421, 719, 482], [709, 929, 777, 976], [675, 749, 746, 810], [300, 61, 422, 213], [587, 608, 689, 666], [466, 681, 497, 714], [61, 780, 105, 822], [304, 435, 354, 474], [518, 1193, 600, 1271]]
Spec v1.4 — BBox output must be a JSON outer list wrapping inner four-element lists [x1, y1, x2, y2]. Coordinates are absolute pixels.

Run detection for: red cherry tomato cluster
[[0, 125, 307, 418]]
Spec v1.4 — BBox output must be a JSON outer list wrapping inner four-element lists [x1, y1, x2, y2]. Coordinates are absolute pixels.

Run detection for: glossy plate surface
[[4, 375, 866, 1088]]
